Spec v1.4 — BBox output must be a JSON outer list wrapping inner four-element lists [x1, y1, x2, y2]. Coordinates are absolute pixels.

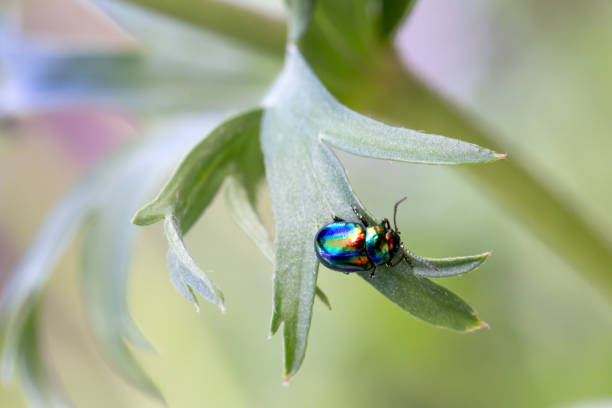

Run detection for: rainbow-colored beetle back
[[314, 197, 438, 279]]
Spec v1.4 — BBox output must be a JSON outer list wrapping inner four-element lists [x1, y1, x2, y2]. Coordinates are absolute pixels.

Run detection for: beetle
[[314, 197, 438, 278]]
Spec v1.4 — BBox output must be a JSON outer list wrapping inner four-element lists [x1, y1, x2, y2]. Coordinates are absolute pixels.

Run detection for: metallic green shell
[[314, 222, 373, 272]]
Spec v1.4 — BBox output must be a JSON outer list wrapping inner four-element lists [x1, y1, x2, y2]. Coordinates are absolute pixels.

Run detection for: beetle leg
[[332, 215, 345, 222], [352, 206, 369, 227], [403, 256, 414, 267], [369, 268, 376, 279]]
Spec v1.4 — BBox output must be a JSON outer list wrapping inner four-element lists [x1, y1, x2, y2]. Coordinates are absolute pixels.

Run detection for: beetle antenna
[[393, 196, 408, 232], [400, 243, 439, 273]]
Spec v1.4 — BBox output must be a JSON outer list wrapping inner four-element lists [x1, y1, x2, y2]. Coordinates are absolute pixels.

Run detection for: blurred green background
[[1, 0, 612, 407]]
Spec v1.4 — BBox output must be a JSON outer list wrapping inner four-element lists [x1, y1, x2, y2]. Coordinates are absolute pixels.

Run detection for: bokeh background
[[2, 0, 612, 407]]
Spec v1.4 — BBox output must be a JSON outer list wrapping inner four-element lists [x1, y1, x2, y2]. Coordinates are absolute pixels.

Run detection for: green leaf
[[120, 0, 286, 55], [224, 176, 331, 309], [133, 109, 264, 232], [314, 286, 332, 310], [4, 302, 71, 408], [164, 216, 225, 312], [79, 121, 215, 400], [1, 115, 221, 403], [0, 178, 94, 329], [356, 265, 486, 331], [134, 110, 267, 312], [1, 0, 278, 117], [262, 46, 493, 380], [224, 176, 274, 262], [411, 252, 491, 278], [269, 46, 502, 165]]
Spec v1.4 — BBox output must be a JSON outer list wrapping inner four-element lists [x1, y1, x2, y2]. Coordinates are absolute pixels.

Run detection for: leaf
[[262, 46, 493, 380], [0, 0, 278, 116], [80, 118, 216, 400], [224, 176, 274, 262], [133, 109, 263, 232], [224, 176, 332, 308], [121, 0, 286, 55], [134, 109, 266, 311], [1, 114, 222, 403], [356, 265, 486, 331], [117, 0, 612, 308], [411, 252, 491, 278], [0, 179, 95, 329], [164, 216, 225, 311], [6, 302, 72, 408], [314, 286, 332, 310]]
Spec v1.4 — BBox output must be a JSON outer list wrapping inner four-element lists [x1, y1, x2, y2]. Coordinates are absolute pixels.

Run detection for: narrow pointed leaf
[[224, 176, 274, 262], [263, 46, 491, 380], [3, 302, 71, 408], [357, 265, 486, 331], [1, 116, 220, 403], [79, 124, 210, 400], [411, 252, 491, 278], [0, 0, 277, 116], [0, 178, 95, 333], [314, 286, 332, 310], [225, 176, 332, 308], [133, 109, 263, 233], [164, 216, 225, 311], [133, 110, 265, 312], [274, 47, 501, 165]]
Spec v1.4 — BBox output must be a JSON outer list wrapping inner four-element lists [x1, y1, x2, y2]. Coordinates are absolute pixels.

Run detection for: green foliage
[[0, 116, 224, 403], [16, 0, 612, 405], [260, 46, 496, 379]]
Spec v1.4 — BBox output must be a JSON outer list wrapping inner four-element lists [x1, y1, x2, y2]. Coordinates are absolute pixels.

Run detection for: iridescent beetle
[[314, 197, 438, 278]]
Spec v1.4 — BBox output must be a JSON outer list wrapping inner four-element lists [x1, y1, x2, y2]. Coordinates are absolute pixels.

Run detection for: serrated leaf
[[262, 46, 494, 380], [412, 252, 491, 278]]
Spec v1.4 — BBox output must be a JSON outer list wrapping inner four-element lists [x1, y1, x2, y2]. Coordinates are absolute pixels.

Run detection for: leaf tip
[[131, 205, 164, 226], [282, 375, 291, 386], [494, 153, 507, 160], [468, 320, 489, 332], [219, 304, 226, 314], [483, 251, 492, 258]]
